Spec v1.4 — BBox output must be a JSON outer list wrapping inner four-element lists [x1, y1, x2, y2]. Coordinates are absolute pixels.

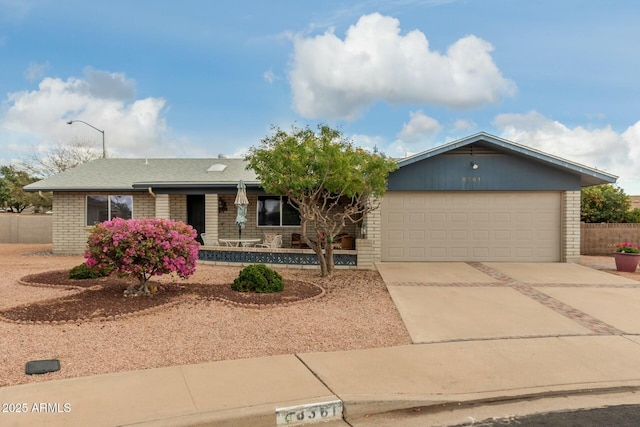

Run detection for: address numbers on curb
[[276, 400, 343, 425]]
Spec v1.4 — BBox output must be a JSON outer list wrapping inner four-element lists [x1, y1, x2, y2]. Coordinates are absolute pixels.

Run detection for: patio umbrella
[[234, 180, 249, 239]]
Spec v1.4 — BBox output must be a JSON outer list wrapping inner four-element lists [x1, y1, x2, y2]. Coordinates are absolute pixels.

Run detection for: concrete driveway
[[377, 262, 640, 344]]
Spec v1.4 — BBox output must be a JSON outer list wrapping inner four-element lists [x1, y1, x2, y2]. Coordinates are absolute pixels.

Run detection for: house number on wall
[[462, 176, 481, 182]]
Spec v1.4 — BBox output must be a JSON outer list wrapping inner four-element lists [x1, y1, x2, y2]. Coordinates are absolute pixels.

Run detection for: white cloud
[[494, 111, 640, 194], [351, 133, 385, 152], [24, 61, 50, 82], [82, 67, 136, 100], [397, 110, 441, 142], [0, 0, 33, 21], [290, 13, 516, 120], [263, 69, 277, 84], [1, 68, 175, 158], [453, 119, 475, 131]]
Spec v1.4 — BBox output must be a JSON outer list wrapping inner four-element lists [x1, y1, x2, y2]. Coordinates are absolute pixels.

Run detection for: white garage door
[[381, 192, 561, 262]]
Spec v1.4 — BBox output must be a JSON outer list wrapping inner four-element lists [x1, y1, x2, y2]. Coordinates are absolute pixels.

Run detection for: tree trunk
[[312, 243, 328, 276], [325, 244, 335, 275]]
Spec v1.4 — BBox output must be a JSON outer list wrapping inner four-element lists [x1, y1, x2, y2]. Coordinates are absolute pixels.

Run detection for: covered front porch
[[152, 192, 377, 270]]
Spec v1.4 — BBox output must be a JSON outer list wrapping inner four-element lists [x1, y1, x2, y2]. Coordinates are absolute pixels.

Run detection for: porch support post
[[205, 194, 219, 242], [155, 194, 170, 219]]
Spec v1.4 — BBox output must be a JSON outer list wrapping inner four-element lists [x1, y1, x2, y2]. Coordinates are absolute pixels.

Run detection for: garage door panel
[[408, 212, 426, 223], [451, 230, 468, 240], [451, 247, 469, 257], [494, 247, 511, 258], [388, 230, 404, 240], [408, 247, 426, 257], [494, 213, 511, 223], [430, 230, 446, 240], [473, 248, 489, 257], [407, 230, 426, 240], [451, 212, 468, 223], [494, 230, 511, 240], [388, 212, 404, 223], [430, 247, 447, 258], [471, 212, 490, 223], [472, 230, 489, 240], [381, 192, 560, 262], [386, 247, 405, 258]]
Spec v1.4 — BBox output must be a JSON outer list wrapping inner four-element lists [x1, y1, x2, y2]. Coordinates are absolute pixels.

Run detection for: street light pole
[[66, 120, 106, 158]]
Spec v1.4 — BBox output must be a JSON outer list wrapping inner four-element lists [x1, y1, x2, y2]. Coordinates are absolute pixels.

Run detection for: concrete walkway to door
[[376, 261, 640, 344]]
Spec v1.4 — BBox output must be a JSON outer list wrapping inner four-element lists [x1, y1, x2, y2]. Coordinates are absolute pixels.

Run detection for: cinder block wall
[[581, 223, 640, 255], [0, 214, 52, 243]]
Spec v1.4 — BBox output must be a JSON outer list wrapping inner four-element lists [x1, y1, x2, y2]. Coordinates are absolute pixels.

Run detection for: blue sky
[[1, 0, 640, 192]]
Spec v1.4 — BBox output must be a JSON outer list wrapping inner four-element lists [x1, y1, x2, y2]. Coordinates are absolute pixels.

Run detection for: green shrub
[[231, 264, 284, 293], [69, 263, 110, 280]]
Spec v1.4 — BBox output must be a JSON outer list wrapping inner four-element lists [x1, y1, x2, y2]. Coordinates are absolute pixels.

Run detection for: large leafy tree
[[0, 165, 45, 213], [246, 124, 397, 276], [581, 184, 631, 223]]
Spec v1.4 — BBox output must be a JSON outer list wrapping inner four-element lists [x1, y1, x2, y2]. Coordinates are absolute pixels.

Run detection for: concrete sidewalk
[[3, 261, 640, 426], [3, 336, 640, 426]]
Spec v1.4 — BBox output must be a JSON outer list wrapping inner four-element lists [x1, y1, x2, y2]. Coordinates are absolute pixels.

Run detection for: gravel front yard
[[0, 244, 411, 387]]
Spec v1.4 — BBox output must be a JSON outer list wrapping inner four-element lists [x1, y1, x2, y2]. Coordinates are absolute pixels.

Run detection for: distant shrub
[[69, 263, 110, 280], [231, 264, 284, 293]]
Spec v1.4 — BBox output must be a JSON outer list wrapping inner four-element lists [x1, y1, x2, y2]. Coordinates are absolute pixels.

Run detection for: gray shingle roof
[[24, 132, 617, 192], [24, 158, 258, 192]]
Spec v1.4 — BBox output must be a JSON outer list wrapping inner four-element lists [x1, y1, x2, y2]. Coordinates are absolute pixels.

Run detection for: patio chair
[[331, 233, 353, 250], [291, 233, 309, 248], [200, 233, 218, 246], [256, 234, 282, 249]]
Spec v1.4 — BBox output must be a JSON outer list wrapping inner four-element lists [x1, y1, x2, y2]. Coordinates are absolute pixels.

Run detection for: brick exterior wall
[[204, 194, 219, 241], [364, 201, 382, 263], [135, 193, 156, 218], [355, 238, 373, 269], [51, 191, 155, 254], [169, 195, 187, 223], [52, 192, 88, 254], [155, 194, 170, 219], [561, 190, 581, 263], [50, 191, 365, 269]]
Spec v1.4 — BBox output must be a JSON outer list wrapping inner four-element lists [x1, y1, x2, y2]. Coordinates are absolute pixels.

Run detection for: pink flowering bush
[[84, 218, 200, 295]]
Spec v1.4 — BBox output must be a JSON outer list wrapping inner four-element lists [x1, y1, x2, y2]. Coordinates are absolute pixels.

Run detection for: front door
[[187, 195, 205, 244]]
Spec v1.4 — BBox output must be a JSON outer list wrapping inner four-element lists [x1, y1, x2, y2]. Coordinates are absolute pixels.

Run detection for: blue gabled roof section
[[396, 132, 617, 188]]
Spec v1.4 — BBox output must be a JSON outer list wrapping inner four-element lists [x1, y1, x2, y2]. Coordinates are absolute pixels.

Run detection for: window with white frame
[[86, 195, 133, 226], [257, 196, 300, 226]]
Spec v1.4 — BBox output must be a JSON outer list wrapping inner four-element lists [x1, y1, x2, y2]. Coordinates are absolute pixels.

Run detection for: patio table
[[219, 238, 261, 247]]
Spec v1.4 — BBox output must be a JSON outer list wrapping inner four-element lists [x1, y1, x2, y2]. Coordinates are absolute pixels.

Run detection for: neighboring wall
[[581, 223, 640, 255], [0, 214, 52, 243]]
